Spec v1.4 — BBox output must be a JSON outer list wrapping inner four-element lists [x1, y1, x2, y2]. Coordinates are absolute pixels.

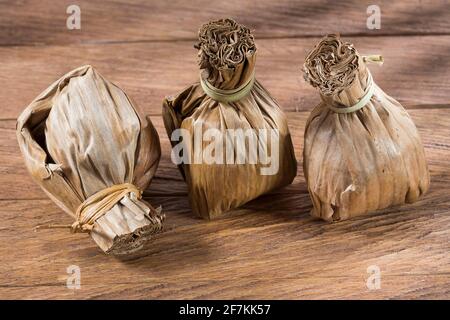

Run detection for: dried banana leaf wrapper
[[303, 35, 430, 222], [17, 65, 164, 254], [163, 18, 297, 219]]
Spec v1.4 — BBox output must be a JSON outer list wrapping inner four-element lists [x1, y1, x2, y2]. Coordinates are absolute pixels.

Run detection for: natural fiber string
[[326, 55, 383, 114], [326, 72, 374, 114], [35, 183, 142, 233], [200, 71, 255, 103], [362, 54, 384, 65]]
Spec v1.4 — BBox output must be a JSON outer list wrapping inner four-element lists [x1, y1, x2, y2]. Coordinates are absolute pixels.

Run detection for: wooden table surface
[[1, 0, 449, 299]]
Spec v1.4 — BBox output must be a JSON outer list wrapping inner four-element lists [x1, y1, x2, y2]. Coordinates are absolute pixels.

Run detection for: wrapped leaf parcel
[[302, 35, 430, 222], [17, 65, 164, 254], [163, 18, 297, 219]]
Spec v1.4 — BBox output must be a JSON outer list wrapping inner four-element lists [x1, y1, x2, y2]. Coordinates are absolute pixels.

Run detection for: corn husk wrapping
[[162, 18, 297, 219], [302, 34, 430, 222], [17, 65, 164, 254]]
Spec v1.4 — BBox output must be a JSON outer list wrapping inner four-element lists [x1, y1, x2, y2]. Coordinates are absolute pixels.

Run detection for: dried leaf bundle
[[163, 18, 297, 219], [17, 65, 164, 254], [303, 34, 430, 222]]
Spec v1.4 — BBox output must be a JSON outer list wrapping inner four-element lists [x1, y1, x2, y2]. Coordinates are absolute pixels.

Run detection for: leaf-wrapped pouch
[[17, 65, 164, 254], [302, 34, 430, 222], [163, 18, 297, 219]]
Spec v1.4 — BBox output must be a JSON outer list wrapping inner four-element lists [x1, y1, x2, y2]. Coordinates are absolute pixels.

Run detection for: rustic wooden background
[[1, 0, 449, 299]]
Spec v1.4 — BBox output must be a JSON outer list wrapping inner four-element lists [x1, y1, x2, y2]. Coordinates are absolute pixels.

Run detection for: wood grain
[[1, 188, 449, 299], [1, 0, 450, 300], [1, 106, 449, 299], [1, 0, 450, 46], [1, 275, 449, 299], [2, 36, 450, 120]]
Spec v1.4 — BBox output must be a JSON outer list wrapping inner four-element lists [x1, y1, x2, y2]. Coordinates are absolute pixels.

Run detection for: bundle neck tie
[[200, 71, 255, 103], [35, 183, 142, 233], [325, 54, 383, 114]]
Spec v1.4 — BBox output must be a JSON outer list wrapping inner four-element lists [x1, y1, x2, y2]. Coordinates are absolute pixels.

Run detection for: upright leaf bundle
[[303, 35, 430, 222], [163, 18, 297, 219], [17, 65, 164, 254]]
